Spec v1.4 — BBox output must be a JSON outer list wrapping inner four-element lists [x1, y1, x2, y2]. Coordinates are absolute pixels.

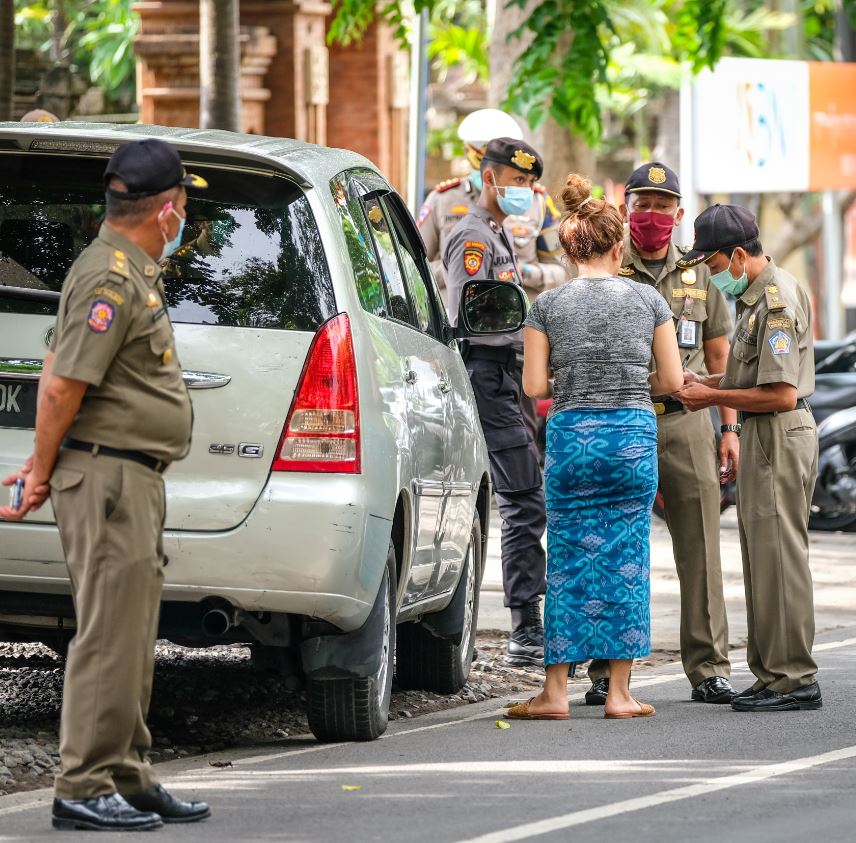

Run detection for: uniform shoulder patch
[[436, 178, 462, 194], [87, 300, 115, 333], [767, 316, 793, 331], [617, 266, 636, 277], [464, 241, 485, 276], [417, 203, 431, 226], [765, 285, 786, 311], [768, 330, 791, 355]]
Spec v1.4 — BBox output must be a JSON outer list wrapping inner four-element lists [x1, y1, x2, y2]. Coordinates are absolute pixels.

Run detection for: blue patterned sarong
[[543, 408, 657, 666]]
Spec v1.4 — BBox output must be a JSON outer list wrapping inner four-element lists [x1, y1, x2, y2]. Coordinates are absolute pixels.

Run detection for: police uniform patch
[[87, 300, 115, 333], [464, 241, 485, 276], [680, 269, 696, 286], [94, 287, 124, 306], [672, 288, 707, 301], [768, 317, 793, 331], [450, 205, 470, 215], [497, 269, 514, 281], [769, 330, 791, 355], [417, 204, 431, 226]]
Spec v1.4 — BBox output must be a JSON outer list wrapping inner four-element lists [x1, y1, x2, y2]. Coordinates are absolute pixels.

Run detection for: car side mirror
[[455, 280, 527, 338]]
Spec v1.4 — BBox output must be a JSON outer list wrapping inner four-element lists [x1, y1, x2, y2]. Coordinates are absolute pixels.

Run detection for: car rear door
[[0, 150, 335, 532]]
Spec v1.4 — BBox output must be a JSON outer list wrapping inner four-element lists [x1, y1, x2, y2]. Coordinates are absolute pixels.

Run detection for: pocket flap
[[49, 467, 85, 492]]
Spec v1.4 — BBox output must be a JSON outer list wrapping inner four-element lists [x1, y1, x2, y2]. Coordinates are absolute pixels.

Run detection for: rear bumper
[[0, 474, 392, 632]]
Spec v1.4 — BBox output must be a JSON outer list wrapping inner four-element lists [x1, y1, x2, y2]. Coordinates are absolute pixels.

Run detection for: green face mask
[[709, 252, 749, 297]]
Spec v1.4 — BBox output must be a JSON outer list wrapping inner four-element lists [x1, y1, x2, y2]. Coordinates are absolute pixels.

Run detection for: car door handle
[[438, 379, 452, 394], [404, 369, 418, 385]]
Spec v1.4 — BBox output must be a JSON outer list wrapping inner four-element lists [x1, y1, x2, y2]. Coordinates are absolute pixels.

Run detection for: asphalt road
[[2, 628, 855, 842]]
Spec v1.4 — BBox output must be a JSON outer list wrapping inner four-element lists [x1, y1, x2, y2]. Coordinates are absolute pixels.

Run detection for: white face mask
[[160, 208, 186, 262]]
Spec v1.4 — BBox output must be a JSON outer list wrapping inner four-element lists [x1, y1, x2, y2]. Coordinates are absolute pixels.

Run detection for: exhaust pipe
[[201, 607, 234, 637]]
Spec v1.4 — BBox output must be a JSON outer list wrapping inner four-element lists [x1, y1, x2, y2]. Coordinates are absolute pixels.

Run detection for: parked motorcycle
[[809, 406, 856, 532]]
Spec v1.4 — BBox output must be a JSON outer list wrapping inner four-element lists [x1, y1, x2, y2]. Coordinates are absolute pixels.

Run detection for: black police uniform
[[442, 137, 547, 665]]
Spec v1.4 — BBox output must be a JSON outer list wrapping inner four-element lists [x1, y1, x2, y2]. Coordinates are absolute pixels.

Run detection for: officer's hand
[[0, 460, 50, 521], [719, 432, 739, 484], [682, 369, 702, 387], [674, 382, 715, 412]]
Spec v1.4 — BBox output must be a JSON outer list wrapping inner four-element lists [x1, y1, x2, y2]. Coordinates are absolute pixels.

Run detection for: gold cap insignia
[[511, 150, 536, 170], [648, 167, 667, 185], [680, 269, 696, 286]]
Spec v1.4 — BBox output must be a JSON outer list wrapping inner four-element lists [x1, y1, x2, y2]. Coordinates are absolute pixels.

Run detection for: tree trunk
[[199, 0, 241, 131], [652, 88, 680, 171], [769, 191, 856, 263], [0, 0, 14, 121], [51, 0, 67, 64], [487, 0, 595, 197]]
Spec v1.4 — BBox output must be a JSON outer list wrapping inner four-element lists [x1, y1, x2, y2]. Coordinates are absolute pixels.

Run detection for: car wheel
[[395, 516, 481, 695], [306, 542, 396, 742], [808, 509, 856, 532]]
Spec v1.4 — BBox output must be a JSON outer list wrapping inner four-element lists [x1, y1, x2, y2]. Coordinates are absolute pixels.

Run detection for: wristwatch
[[721, 424, 741, 436]]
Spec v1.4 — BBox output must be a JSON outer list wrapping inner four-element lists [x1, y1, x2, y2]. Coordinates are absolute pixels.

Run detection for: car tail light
[[272, 313, 360, 474]]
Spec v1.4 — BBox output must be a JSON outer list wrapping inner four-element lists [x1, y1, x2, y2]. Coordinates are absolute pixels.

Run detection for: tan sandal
[[604, 702, 656, 720], [506, 698, 569, 721]]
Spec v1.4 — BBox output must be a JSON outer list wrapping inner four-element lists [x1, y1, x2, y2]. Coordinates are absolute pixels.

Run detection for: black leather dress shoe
[[733, 683, 766, 701], [691, 676, 736, 704], [731, 681, 822, 712], [124, 784, 211, 823], [52, 793, 162, 831], [585, 678, 609, 706]]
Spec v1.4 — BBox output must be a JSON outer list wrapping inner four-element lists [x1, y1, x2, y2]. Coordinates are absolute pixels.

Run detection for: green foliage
[[14, 0, 139, 106], [428, 22, 488, 82]]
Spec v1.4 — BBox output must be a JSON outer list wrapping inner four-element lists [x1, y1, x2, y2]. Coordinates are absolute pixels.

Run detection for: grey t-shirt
[[524, 275, 673, 414]]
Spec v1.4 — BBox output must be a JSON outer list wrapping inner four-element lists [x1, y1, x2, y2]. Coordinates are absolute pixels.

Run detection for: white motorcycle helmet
[[458, 109, 524, 190]]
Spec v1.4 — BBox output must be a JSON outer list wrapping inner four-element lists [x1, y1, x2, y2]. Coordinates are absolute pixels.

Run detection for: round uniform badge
[[87, 300, 115, 333]]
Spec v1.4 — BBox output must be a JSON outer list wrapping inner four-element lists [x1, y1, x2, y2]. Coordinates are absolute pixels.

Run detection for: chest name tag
[[678, 318, 698, 348], [672, 288, 707, 301]]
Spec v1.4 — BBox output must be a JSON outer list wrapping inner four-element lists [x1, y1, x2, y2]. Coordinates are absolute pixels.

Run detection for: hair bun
[[561, 173, 594, 214]]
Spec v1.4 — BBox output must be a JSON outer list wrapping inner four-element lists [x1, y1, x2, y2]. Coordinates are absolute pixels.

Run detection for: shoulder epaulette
[[765, 285, 786, 311], [435, 178, 462, 194], [106, 248, 129, 282]]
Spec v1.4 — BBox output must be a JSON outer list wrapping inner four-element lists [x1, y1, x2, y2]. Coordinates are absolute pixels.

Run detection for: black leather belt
[[653, 398, 685, 416], [464, 344, 523, 368], [63, 438, 169, 474], [740, 397, 811, 422]]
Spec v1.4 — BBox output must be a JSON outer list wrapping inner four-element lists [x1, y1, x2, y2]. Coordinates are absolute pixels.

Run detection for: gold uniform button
[[146, 292, 160, 308], [162, 348, 173, 365], [144, 265, 157, 277]]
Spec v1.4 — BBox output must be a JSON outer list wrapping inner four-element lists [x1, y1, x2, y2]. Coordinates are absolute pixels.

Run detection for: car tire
[[306, 542, 396, 743], [395, 516, 481, 695], [808, 509, 856, 532]]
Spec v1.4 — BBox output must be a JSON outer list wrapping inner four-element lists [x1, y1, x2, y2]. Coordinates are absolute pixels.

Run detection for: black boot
[[505, 601, 544, 667]]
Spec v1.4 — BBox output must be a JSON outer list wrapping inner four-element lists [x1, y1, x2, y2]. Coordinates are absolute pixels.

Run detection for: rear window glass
[[0, 152, 335, 330]]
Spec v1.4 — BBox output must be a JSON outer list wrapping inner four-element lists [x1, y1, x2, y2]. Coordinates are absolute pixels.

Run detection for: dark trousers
[[464, 349, 546, 608]]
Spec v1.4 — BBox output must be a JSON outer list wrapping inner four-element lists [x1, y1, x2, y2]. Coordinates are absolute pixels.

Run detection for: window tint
[[381, 196, 435, 336], [330, 177, 386, 317], [361, 195, 415, 327], [0, 153, 335, 330]]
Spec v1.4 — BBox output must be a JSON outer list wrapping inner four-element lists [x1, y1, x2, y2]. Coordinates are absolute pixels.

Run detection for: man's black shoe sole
[[731, 699, 822, 712], [691, 690, 736, 704], [52, 817, 163, 831], [160, 808, 212, 824]]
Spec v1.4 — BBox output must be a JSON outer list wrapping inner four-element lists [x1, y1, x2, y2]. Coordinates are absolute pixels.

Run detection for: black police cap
[[104, 138, 208, 200], [481, 137, 543, 180], [625, 162, 681, 199], [677, 204, 760, 267]]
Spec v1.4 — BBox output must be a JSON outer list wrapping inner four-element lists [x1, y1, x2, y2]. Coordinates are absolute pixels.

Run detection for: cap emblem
[[648, 167, 667, 185], [511, 150, 536, 170]]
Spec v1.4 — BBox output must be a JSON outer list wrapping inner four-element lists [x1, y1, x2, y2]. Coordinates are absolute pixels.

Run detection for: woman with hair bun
[[508, 173, 683, 721]]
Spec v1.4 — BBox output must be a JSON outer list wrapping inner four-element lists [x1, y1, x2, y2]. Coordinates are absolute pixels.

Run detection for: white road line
[[453, 744, 856, 843]]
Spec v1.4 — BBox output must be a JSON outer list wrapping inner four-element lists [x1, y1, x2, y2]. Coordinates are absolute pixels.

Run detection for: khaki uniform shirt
[[50, 225, 193, 463], [619, 238, 732, 400], [418, 177, 569, 297], [442, 206, 523, 349], [720, 258, 815, 397]]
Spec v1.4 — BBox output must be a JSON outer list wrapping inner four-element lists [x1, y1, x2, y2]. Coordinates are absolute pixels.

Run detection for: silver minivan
[[0, 124, 524, 742]]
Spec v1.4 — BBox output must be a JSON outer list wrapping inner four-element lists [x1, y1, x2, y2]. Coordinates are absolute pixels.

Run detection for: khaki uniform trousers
[[50, 448, 166, 799], [737, 408, 818, 693], [588, 409, 730, 686]]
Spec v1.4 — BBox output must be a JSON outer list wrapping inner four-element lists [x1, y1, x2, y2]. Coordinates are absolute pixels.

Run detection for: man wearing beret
[[585, 162, 738, 707], [442, 137, 548, 666], [1, 138, 212, 828], [676, 204, 821, 713]]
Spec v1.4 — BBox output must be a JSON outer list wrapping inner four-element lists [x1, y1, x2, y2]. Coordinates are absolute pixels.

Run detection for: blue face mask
[[160, 208, 186, 262], [496, 185, 533, 216], [469, 169, 483, 191], [709, 252, 749, 297]]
